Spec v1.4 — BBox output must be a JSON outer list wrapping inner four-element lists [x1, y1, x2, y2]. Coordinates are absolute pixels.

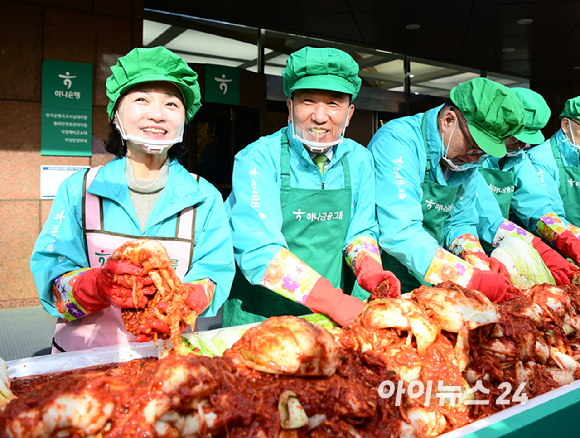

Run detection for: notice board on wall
[[41, 60, 93, 156]]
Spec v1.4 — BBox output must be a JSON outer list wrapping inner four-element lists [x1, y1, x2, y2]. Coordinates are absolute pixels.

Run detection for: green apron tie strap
[[551, 136, 563, 168]]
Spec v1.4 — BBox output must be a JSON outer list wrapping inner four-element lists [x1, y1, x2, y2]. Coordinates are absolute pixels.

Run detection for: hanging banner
[[204, 64, 240, 106], [41, 60, 93, 156]]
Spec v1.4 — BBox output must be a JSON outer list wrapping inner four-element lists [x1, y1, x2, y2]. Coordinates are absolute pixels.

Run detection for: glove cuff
[[72, 268, 110, 314], [355, 255, 383, 291], [531, 236, 550, 255], [355, 254, 382, 277], [554, 231, 580, 261], [303, 276, 342, 316], [303, 277, 364, 326]]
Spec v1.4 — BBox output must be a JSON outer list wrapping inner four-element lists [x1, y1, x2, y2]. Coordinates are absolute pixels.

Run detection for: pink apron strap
[[176, 173, 199, 266], [83, 167, 103, 231], [177, 207, 194, 239]]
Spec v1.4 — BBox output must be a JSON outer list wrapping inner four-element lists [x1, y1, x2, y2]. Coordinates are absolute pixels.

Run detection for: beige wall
[[0, 0, 142, 308]]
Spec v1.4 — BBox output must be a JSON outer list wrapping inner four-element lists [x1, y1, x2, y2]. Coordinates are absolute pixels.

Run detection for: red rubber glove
[[183, 283, 210, 315], [355, 255, 401, 298], [532, 236, 578, 285], [554, 231, 580, 266], [466, 251, 510, 279], [303, 277, 364, 326], [72, 260, 155, 311], [468, 268, 518, 303], [488, 256, 510, 279]]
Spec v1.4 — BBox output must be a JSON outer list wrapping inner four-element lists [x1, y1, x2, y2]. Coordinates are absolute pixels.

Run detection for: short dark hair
[[441, 99, 468, 125], [104, 98, 189, 159], [442, 98, 458, 111]]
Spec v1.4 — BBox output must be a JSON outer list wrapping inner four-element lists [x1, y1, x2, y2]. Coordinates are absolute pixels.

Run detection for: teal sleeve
[[184, 179, 235, 317], [527, 142, 569, 224], [368, 119, 439, 279], [343, 146, 380, 250], [30, 170, 89, 318], [472, 170, 506, 245], [511, 155, 566, 232], [226, 137, 287, 285]]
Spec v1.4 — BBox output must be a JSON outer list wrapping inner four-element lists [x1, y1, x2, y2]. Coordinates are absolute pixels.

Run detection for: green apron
[[222, 133, 354, 327], [479, 164, 515, 253], [551, 137, 580, 226], [381, 110, 460, 293]]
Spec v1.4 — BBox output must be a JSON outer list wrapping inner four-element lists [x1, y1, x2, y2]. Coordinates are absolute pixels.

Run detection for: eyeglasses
[[569, 118, 580, 128], [457, 119, 489, 159]]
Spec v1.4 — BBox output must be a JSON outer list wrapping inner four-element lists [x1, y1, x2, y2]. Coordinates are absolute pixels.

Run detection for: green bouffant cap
[[282, 47, 362, 101], [106, 46, 201, 123], [450, 78, 525, 158], [559, 96, 580, 120], [512, 87, 551, 145]]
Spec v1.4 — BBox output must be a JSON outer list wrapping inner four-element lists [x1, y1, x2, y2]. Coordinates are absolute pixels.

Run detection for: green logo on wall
[[204, 64, 240, 106], [41, 60, 93, 156]]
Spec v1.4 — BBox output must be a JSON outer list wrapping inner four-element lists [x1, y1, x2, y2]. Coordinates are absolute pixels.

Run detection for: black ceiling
[[144, 0, 580, 88]]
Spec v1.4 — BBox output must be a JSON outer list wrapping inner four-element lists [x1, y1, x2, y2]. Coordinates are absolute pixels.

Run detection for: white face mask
[[440, 118, 473, 172], [115, 111, 184, 155], [289, 101, 347, 154], [505, 149, 524, 158], [565, 119, 580, 150]]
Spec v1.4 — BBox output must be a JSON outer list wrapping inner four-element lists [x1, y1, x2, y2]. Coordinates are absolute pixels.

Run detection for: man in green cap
[[472, 88, 578, 285], [369, 77, 524, 301], [30, 46, 235, 352], [528, 96, 580, 267], [224, 46, 400, 327]]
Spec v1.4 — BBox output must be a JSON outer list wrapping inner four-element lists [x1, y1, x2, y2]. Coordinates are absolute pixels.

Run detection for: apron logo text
[[293, 210, 344, 222], [488, 183, 515, 194], [47, 209, 66, 252], [249, 167, 267, 220], [393, 156, 406, 200], [425, 200, 453, 212], [94, 250, 111, 266]]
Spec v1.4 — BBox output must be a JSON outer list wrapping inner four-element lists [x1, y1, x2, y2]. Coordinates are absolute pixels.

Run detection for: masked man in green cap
[[472, 88, 578, 285], [528, 96, 580, 267], [224, 46, 400, 327], [31, 47, 235, 352], [369, 77, 524, 302]]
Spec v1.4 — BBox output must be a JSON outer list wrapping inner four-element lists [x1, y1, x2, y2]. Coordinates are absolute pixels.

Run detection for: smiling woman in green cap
[[527, 95, 580, 268], [471, 88, 578, 285], [30, 46, 235, 352], [369, 77, 525, 302], [224, 46, 400, 327]]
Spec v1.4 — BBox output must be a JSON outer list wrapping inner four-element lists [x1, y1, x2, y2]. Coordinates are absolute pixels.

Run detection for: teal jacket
[[30, 157, 235, 318], [368, 105, 480, 279], [225, 124, 378, 285], [527, 129, 579, 225]]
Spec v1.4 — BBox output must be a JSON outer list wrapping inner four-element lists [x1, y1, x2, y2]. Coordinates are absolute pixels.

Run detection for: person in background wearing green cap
[[472, 88, 578, 285], [30, 46, 235, 352], [369, 77, 523, 302], [527, 96, 580, 268], [223, 46, 400, 327]]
